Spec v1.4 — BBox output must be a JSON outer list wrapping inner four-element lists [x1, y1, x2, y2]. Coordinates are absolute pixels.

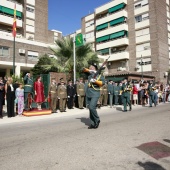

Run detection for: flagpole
[[12, 3, 16, 76], [13, 36, 15, 76]]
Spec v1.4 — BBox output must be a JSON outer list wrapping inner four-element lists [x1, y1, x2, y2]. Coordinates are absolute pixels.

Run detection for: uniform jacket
[[122, 83, 132, 97], [77, 83, 85, 96], [24, 75, 33, 93], [67, 84, 75, 97], [113, 85, 120, 95], [86, 74, 105, 98], [107, 83, 114, 94], [49, 83, 57, 98], [58, 85, 67, 99], [103, 84, 108, 95]]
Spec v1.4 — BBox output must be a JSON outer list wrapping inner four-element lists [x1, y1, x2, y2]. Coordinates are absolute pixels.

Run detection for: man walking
[[85, 63, 105, 129], [122, 79, 132, 112]]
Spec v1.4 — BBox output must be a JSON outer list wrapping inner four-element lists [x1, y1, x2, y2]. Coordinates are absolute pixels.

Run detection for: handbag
[[14, 98, 18, 104]]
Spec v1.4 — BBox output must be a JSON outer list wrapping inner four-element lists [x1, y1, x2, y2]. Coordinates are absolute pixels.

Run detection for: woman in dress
[[34, 76, 45, 110], [15, 83, 24, 116]]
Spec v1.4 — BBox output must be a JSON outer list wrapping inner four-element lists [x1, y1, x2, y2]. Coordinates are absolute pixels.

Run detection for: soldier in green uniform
[[85, 63, 105, 129], [57, 80, 67, 112], [102, 82, 108, 106], [113, 82, 119, 105], [122, 79, 132, 112], [107, 80, 113, 108], [147, 80, 156, 107], [23, 72, 33, 110], [49, 78, 57, 113], [77, 78, 85, 109]]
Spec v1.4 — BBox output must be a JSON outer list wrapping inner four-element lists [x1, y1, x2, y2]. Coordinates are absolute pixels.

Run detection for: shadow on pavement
[[137, 161, 166, 170], [76, 117, 90, 126], [115, 106, 123, 111], [163, 139, 170, 144]]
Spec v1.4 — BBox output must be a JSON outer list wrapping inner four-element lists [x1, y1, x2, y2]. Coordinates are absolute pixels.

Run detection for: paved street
[[0, 104, 170, 170]]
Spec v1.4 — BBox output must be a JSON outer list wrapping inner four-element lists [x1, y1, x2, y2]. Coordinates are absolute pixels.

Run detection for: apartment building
[[80, 0, 170, 83], [0, 0, 62, 77]]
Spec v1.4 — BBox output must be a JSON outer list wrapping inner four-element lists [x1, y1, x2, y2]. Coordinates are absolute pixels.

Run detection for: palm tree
[[50, 36, 99, 79]]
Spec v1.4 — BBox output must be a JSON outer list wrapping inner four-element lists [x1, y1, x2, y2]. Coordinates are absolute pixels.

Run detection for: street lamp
[[140, 55, 143, 80]]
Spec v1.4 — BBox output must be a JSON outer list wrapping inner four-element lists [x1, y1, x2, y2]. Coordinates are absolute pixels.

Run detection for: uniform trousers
[[67, 96, 73, 109], [87, 96, 100, 126]]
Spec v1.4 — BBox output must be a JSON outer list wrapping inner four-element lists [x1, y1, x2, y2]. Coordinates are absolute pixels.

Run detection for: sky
[[48, 0, 110, 36]]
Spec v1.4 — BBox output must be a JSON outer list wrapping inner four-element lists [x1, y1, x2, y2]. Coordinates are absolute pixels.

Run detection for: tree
[[50, 36, 99, 79], [31, 54, 58, 76]]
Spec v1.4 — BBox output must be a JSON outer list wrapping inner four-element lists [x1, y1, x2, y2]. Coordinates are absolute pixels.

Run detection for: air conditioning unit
[[117, 67, 121, 71], [119, 67, 126, 71], [19, 49, 25, 54]]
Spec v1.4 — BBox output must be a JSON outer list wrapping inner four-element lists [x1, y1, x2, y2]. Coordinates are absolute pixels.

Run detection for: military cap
[[91, 63, 98, 70]]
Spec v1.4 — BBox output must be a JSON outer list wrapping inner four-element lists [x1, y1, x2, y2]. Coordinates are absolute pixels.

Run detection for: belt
[[50, 91, 56, 93], [25, 85, 32, 87]]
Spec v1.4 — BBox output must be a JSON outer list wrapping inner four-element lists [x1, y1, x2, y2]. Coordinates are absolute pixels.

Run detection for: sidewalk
[[0, 104, 148, 125]]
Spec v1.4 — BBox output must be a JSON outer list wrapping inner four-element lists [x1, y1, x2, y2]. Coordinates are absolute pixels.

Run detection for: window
[[85, 20, 94, 28], [27, 51, 38, 59], [135, 15, 142, 22], [135, 3, 141, 9], [135, 13, 149, 23], [0, 46, 9, 56], [137, 61, 151, 65], [134, 0, 148, 9], [26, 6, 34, 13]]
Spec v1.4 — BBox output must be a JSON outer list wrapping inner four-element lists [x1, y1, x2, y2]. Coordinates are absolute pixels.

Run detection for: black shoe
[[154, 103, 156, 107], [88, 125, 95, 129], [129, 107, 132, 111], [149, 106, 152, 107], [95, 120, 100, 128], [123, 110, 127, 112]]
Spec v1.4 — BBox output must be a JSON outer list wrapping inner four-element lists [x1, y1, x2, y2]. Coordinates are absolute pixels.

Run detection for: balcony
[[134, 5, 149, 16], [85, 25, 95, 33], [0, 13, 22, 27], [135, 19, 150, 30], [96, 23, 128, 38], [96, 38, 129, 51], [106, 51, 129, 62], [26, 11, 35, 20], [136, 49, 151, 58], [96, 10, 127, 26], [95, 0, 127, 14], [26, 0, 35, 6], [136, 34, 150, 44], [1, 0, 23, 12], [0, 29, 22, 38]]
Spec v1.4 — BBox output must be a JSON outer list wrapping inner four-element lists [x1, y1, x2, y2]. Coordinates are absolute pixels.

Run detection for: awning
[[96, 35, 110, 43], [0, 6, 22, 18], [96, 23, 108, 31], [98, 48, 109, 54], [110, 17, 125, 26], [110, 30, 126, 39], [106, 77, 125, 82], [108, 3, 126, 13]]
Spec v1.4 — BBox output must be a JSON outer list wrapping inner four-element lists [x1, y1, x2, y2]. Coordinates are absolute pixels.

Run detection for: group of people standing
[[0, 65, 169, 130]]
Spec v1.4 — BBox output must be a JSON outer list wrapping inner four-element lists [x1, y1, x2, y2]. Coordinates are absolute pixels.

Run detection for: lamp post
[[140, 55, 143, 80], [73, 33, 76, 84]]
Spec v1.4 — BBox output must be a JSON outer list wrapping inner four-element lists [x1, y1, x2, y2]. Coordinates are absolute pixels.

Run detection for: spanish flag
[[12, 4, 17, 37]]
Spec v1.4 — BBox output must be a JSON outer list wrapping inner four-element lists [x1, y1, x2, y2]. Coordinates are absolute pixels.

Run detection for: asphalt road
[[0, 104, 170, 170]]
